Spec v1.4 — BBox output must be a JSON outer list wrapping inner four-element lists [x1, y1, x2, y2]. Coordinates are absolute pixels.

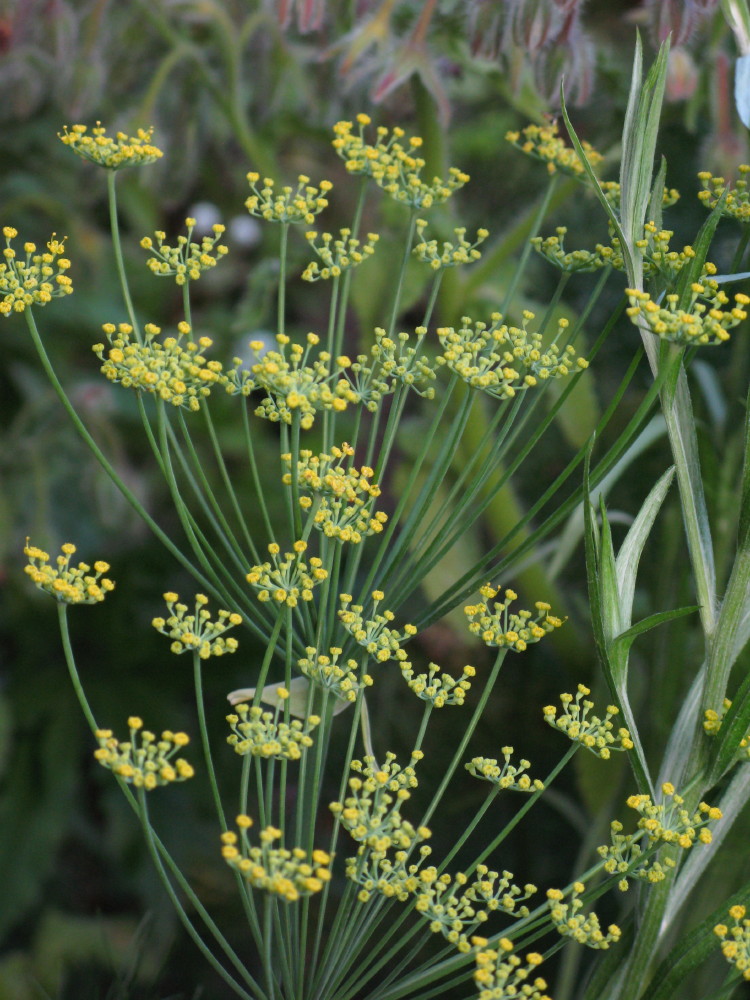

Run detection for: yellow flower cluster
[[543, 685, 634, 759], [284, 443, 388, 543], [411, 867, 537, 953], [464, 586, 563, 652], [302, 228, 379, 281], [547, 882, 622, 949], [224, 332, 356, 430], [371, 326, 437, 397], [437, 312, 588, 400], [473, 938, 550, 1000], [343, 352, 392, 412], [245, 172, 332, 225], [332, 116, 470, 209], [466, 748, 544, 792], [413, 220, 488, 271], [714, 904, 750, 981], [152, 592, 241, 658], [24, 540, 114, 605], [246, 541, 327, 606], [532, 228, 608, 274], [698, 165, 750, 223], [0, 228, 72, 316], [626, 283, 749, 347], [221, 817, 332, 902], [506, 121, 603, 177], [704, 699, 750, 759], [600, 180, 680, 211], [297, 646, 373, 703], [59, 123, 163, 169], [625, 783, 721, 850], [94, 717, 193, 789], [141, 219, 228, 285], [93, 321, 223, 411], [399, 661, 475, 707], [338, 591, 417, 662], [226, 698, 320, 759], [597, 817, 679, 890], [330, 752, 429, 870]]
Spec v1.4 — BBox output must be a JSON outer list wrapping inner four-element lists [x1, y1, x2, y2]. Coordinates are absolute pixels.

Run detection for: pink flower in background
[[665, 47, 699, 102], [272, 0, 327, 33]]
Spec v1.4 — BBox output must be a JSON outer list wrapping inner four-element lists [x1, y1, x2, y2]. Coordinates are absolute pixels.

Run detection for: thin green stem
[[193, 650, 227, 829], [106, 170, 141, 341]]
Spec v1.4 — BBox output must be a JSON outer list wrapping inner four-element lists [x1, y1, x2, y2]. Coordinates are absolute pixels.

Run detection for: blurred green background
[[2, 1, 749, 997]]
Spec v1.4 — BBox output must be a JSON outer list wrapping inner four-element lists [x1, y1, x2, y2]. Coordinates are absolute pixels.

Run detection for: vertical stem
[[193, 650, 227, 830], [106, 170, 141, 342]]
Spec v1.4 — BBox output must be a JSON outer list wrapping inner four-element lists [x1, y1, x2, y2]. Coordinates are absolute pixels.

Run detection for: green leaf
[[619, 35, 670, 275], [615, 466, 675, 631], [706, 661, 750, 783], [583, 446, 653, 794], [598, 496, 623, 645], [648, 155, 668, 233], [610, 606, 700, 661], [674, 194, 727, 311]]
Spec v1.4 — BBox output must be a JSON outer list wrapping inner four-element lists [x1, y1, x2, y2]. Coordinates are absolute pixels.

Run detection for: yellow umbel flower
[[714, 904, 750, 981], [626, 284, 748, 347], [464, 586, 564, 651], [466, 747, 544, 792], [331, 752, 429, 865], [532, 228, 609, 274], [226, 700, 320, 759], [704, 699, 750, 760], [625, 783, 721, 849], [506, 120, 603, 177], [284, 443, 388, 544], [698, 165, 750, 223], [371, 326, 437, 398], [224, 332, 357, 430], [59, 123, 162, 169], [342, 352, 393, 412], [152, 592, 241, 658], [141, 219, 228, 285], [221, 819, 332, 902], [94, 717, 193, 789], [0, 229, 72, 316], [399, 662, 475, 707], [600, 180, 680, 211], [338, 591, 417, 662], [245, 172, 332, 225], [597, 814, 689, 890], [413, 220, 488, 271], [332, 117, 469, 209], [298, 646, 373, 703], [437, 312, 588, 400], [543, 685, 634, 758], [24, 540, 114, 605], [302, 228, 379, 281], [93, 321, 223, 411], [473, 939, 551, 1000], [405, 866, 536, 954], [246, 541, 327, 606], [547, 882, 621, 949]]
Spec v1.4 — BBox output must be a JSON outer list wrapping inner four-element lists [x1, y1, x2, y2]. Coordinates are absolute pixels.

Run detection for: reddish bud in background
[[644, 0, 699, 46], [665, 47, 699, 102], [509, 0, 563, 53]]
